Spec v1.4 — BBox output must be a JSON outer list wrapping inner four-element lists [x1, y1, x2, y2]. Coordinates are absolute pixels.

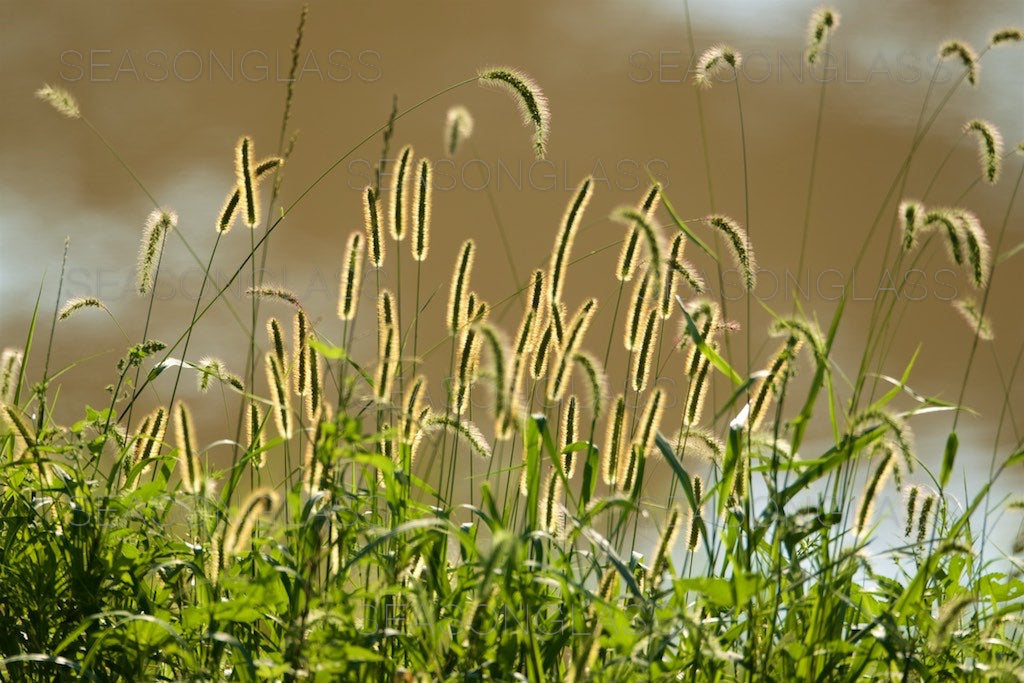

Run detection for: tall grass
[[3, 9, 1023, 682]]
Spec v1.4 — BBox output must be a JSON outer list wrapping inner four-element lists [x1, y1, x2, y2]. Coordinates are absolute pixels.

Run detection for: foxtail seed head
[[965, 119, 1003, 184], [401, 375, 427, 445], [444, 105, 474, 157], [1, 349, 23, 404], [990, 28, 1024, 45], [292, 310, 310, 398], [389, 145, 414, 241], [602, 395, 627, 488], [248, 285, 303, 310], [264, 352, 293, 440], [173, 401, 203, 494], [548, 177, 594, 307], [58, 296, 106, 321], [660, 234, 685, 318], [267, 318, 287, 371], [612, 207, 663, 285], [338, 231, 365, 321], [952, 297, 994, 341], [632, 308, 660, 392], [546, 299, 597, 403], [706, 215, 755, 290], [939, 40, 979, 86], [633, 388, 665, 461], [137, 209, 177, 295], [625, 273, 652, 352], [561, 395, 580, 478], [36, 83, 80, 118], [539, 468, 564, 535], [649, 506, 683, 583], [694, 44, 743, 88], [447, 240, 476, 335], [376, 324, 399, 404], [478, 67, 550, 158], [245, 400, 265, 468], [413, 158, 432, 261], [806, 8, 840, 65], [236, 136, 259, 227], [223, 488, 280, 556], [899, 200, 924, 251], [363, 186, 385, 267], [955, 209, 990, 288], [131, 406, 167, 476], [855, 447, 896, 538]]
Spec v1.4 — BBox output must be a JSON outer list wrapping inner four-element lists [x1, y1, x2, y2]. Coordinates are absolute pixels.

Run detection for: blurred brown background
[[2, 1, 1022, 549]]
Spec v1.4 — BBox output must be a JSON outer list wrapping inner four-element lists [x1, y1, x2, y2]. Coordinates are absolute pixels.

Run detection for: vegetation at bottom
[[2, 6, 1023, 682]]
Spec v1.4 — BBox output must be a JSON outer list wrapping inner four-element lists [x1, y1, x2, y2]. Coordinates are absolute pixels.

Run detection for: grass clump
[[2, 7, 1023, 683]]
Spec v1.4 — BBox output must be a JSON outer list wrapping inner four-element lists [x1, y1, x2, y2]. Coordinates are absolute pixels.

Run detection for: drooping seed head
[[939, 40, 979, 86], [573, 351, 607, 422], [413, 158, 432, 261], [851, 409, 914, 473], [952, 297, 994, 341], [705, 214, 755, 290], [378, 288, 397, 330], [35, 83, 80, 118], [990, 28, 1024, 46], [338, 231, 365, 321], [247, 285, 303, 310], [694, 44, 743, 88], [58, 296, 106, 321], [444, 105, 475, 157], [196, 356, 241, 393], [954, 209, 990, 288], [964, 119, 1003, 184], [1, 349, 23, 404], [478, 66, 550, 158], [748, 336, 802, 432], [548, 177, 594, 307], [223, 487, 280, 556], [924, 208, 964, 266], [899, 200, 924, 251], [855, 446, 896, 538], [137, 209, 177, 295], [619, 444, 644, 495], [388, 144, 414, 241], [560, 394, 581, 478]]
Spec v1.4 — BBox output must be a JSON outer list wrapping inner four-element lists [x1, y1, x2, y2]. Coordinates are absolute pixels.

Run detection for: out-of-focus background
[[2, 2, 1022, 551]]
